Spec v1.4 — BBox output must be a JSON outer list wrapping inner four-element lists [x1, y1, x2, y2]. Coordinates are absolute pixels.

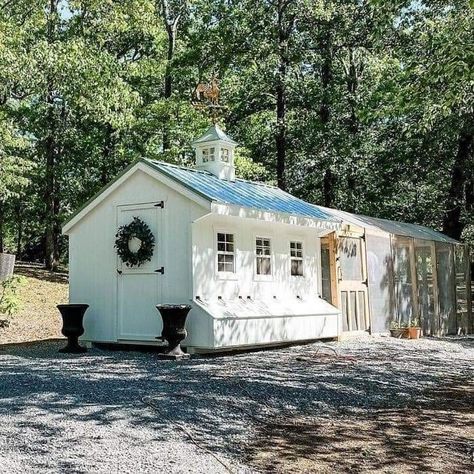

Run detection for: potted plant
[[389, 321, 409, 338], [407, 318, 422, 339]]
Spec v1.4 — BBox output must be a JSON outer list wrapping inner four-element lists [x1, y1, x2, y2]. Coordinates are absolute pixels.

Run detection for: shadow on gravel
[[0, 337, 472, 473]]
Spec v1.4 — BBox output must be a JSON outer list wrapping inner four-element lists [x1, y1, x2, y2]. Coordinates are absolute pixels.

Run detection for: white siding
[[68, 169, 207, 343], [192, 214, 322, 301]]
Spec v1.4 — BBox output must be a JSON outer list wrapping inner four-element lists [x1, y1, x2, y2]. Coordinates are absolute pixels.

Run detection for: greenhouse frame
[[319, 208, 472, 336]]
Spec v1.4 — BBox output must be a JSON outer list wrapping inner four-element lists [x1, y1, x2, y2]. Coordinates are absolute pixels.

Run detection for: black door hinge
[[155, 201, 164, 208], [155, 267, 165, 274]]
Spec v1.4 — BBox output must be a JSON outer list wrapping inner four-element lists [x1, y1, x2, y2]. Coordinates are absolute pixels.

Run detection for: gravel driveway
[[0, 336, 472, 473]]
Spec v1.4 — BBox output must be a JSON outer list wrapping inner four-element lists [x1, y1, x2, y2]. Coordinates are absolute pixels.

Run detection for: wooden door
[[116, 202, 164, 342], [337, 233, 370, 332], [414, 240, 438, 335], [321, 234, 337, 306]]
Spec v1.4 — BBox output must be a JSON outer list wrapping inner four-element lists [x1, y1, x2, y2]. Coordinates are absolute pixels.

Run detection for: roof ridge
[[147, 158, 279, 189]]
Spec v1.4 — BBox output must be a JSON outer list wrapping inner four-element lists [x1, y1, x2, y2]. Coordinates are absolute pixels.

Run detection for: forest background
[[0, 0, 472, 271]]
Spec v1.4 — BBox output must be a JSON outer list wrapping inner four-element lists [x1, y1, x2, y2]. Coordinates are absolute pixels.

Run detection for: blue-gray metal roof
[[146, 159, 338, 222], [314, 205, 460, 244], [359, 215, 460, 244]]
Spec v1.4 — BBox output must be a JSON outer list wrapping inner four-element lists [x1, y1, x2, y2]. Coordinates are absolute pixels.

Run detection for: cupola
[[192, 124, 238, 181]]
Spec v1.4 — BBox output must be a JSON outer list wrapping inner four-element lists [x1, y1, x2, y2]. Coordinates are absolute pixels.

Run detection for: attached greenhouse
[[318, 208, 472, 336]]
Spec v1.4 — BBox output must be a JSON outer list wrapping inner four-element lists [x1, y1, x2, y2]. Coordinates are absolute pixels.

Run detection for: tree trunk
[[0, 201, 4, 253], [160, 0, 179, 152], [16, 204, 23, 258], [275, 0, 291, 191], [319, 23, 335, 207], [442, 129, 474, 240], [44, 106, 59, 271], [44, 0, 60, 271], [101, 124, 115, 185], [323, 169, 336, 208]]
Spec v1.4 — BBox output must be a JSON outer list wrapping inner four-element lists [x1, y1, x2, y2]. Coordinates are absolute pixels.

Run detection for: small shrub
[[0, 275, 26, 316]]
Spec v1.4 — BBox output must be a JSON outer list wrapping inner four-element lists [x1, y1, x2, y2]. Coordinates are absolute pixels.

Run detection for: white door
[[117, 202, 165, 341]]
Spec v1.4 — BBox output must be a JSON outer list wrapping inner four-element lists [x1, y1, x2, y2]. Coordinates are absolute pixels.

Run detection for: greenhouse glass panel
[[454, 245, 470, 333], [415, 241, 436, 335], [436, 243, 456, 334], [339, 238, 362, 281], [393, 239, 414, 325], [341, 291, 349, 331], [321, 246, 332, 303], [366, 234, 393, 332]]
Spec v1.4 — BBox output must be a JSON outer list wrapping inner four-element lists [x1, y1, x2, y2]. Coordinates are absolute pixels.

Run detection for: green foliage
[[0, 276, 26, 316], [115, 217, 156, 267], [0, 0, 472, 264]]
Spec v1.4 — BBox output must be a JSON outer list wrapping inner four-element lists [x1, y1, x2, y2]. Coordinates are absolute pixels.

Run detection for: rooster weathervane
[[192, 75, 227, 123]]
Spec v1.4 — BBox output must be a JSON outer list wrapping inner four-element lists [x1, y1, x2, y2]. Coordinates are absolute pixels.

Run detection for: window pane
[[217, 233, 235, 273], [257, 257, 271, 275], [339, 237, 362, 281], [291, 259, 303, 276], [321, 246, 332, 302]]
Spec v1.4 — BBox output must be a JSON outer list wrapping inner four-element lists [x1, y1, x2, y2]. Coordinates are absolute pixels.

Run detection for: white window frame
[[290, 240, 304, 277], [202, 147, 216, 163], [220, 147, 230, 163], [254, 235, 273, 280], [215, 230, 237, 280]]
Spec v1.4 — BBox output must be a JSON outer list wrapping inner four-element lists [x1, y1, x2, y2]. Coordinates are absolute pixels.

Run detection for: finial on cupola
[[192, 124, 238, 181]]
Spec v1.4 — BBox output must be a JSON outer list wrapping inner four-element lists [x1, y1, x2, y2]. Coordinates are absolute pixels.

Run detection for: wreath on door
[[115, 216, 155, 267]]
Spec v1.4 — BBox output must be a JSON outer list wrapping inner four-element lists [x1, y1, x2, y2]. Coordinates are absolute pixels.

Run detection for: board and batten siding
[[191, 214, 323, 301], [68, 169, 207, 343]]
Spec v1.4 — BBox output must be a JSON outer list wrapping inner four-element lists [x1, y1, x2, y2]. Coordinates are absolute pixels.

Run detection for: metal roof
[[191, 124, 238, 145], [146, 160, 338, 222], [314, 206, 460, 244]]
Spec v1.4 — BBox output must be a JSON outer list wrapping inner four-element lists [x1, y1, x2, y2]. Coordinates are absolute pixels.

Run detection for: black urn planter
[[57, 304, 89, 353], [156, 304, 191, 360]]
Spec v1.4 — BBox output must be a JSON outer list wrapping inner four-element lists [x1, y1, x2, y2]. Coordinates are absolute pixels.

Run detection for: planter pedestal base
[[157, 349, 190, 360], [156, 304, 191, 360], [59, 342, 88, 354]]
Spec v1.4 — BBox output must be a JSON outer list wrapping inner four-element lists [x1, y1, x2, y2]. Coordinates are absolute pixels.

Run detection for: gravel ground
[[0, 336, 473, 473]]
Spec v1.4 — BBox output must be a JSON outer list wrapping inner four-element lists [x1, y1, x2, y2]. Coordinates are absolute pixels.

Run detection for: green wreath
[[115, 216, 155, 267]]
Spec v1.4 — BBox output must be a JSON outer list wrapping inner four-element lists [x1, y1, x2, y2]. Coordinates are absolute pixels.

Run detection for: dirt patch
[[247, 350, 474, 473], [0, 262, 68, 344]]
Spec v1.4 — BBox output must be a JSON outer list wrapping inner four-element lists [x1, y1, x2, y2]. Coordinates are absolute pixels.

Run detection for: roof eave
[[210, 201, 342, 231]]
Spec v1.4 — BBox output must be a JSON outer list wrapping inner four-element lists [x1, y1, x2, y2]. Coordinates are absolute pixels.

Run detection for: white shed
[[63, 125, 342, 352]]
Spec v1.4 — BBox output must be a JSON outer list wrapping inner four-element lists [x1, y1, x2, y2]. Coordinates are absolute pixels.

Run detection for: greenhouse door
[[414, 241, 438, 335], [337, 233, 370, 332], [116, 202, 164, 342]]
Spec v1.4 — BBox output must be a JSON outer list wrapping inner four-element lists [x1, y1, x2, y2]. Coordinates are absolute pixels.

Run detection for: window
[[217, 233, 235, 273], [202, 147, 215, 163], [256, 237, 271, 275], [220, 148, 230, 163], [290, 241, 303, 276]]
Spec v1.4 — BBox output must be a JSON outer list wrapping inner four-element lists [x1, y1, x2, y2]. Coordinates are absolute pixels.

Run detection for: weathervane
[[192, 75, 227, 124]]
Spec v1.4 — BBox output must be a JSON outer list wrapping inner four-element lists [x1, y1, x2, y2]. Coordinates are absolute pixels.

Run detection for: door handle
[[155, 267, 165, 274]]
